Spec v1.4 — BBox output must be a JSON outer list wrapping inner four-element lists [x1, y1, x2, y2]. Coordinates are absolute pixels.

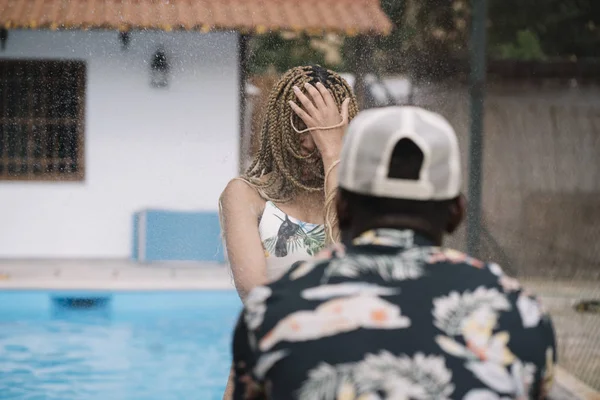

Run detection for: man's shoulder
[[258, 245, 524, 301], [279, 245, 507, 284], [423, 247, 529, 290]]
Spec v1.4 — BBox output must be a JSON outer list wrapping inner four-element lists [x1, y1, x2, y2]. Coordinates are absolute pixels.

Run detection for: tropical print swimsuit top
[[259, 201, 326, 281]]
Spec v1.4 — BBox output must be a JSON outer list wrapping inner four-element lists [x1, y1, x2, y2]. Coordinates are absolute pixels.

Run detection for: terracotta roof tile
[[0, 0, 392, 35], [175, 0, 195, 30], [314, 1, 345, 33]]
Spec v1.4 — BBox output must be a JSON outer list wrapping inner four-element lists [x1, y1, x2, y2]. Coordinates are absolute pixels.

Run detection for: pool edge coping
[[0, 280, 234, 291]]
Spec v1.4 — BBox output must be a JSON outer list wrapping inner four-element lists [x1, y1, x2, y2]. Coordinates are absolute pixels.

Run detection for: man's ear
[[446, 194, 466, 234], [336, 190, 351, 231]]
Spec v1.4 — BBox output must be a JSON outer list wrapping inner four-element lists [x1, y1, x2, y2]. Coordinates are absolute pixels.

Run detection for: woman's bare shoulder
[[220, 178, 265, 215]]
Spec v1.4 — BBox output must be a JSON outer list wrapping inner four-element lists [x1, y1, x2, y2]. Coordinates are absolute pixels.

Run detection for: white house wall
[[0, 30, 239, 258]]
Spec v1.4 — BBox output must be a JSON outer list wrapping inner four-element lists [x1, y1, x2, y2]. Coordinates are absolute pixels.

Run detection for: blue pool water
[[0, 290, 242, 400]]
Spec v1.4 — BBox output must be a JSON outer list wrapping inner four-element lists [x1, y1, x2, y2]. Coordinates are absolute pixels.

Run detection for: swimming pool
[[0, 290, 242, 400]]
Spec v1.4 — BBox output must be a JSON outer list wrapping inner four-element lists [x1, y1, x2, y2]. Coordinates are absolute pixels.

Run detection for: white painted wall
[[0, 30, 240, 258]]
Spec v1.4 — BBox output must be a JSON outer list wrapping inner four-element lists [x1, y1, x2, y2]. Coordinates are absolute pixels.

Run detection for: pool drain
[[52, 296, 112, 311]]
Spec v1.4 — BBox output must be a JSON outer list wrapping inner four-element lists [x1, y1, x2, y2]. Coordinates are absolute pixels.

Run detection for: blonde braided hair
[[243, 65, 359, 244]]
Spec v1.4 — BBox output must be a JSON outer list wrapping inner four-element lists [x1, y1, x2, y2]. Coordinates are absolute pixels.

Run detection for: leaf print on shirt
[[463, 389, 512, 400], [259, 295, 410, 351], [356, 352, 455, 400], [516, 293, 543, 328], [465, 361, 517, 393], [487, 263, 505, 278], [244, 286, 272, 331], [433, 288, 515, 366], [463, 360, 536, 399], [435, 320, 516, 366], [432, 287, 538, 398], [298, 351, 454, 400], [464, 361, 539, 400], [433, 287, 511, 336], [510, 359, 537, 398], [263, 215, 326, 258], [297, 361, 355, 400], [301, 283, 400, 300], [487, 263, 521, 292], [253, 350, 290, 380], [321, 248, 433, 283]]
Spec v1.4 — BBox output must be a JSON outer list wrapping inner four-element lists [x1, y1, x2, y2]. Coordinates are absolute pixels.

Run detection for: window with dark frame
[[0, 60, 85, 181]]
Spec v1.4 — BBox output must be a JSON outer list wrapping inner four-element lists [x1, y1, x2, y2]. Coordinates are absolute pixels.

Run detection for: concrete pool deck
[[0, 259, 234, 291], [0, 260, 598, 399]]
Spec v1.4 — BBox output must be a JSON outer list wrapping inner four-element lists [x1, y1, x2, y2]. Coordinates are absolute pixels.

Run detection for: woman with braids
[[219, 65, 358, 301]]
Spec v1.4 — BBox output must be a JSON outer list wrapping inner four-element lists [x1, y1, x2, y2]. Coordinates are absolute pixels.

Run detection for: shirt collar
[[352, 228, 435, 250]]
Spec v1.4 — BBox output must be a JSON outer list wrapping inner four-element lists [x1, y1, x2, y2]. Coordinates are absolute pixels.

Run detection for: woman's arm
[[220, 179, 268, 400], [222, 368, 236, 400], [219, 179, 268, 301], [322, 154, 342, 242]]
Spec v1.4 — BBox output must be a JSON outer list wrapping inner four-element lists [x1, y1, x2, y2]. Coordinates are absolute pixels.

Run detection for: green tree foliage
[[247, 0, 599, 74], [377, 0, 469, 76], [494, 30, 546, 61], [247, 33, 341, 74], [488, 0, 600, 59], [379, 0, 599, 61]]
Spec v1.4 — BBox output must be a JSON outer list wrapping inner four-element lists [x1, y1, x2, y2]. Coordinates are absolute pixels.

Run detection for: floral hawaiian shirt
[[232, 229, 557, 400]]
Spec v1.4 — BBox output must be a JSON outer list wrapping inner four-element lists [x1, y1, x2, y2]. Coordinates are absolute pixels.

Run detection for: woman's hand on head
[[289, 82, 350, 162]]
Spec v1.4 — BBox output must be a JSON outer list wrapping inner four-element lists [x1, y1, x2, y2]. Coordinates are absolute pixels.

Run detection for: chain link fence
[[415, 82, 600, 392]]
